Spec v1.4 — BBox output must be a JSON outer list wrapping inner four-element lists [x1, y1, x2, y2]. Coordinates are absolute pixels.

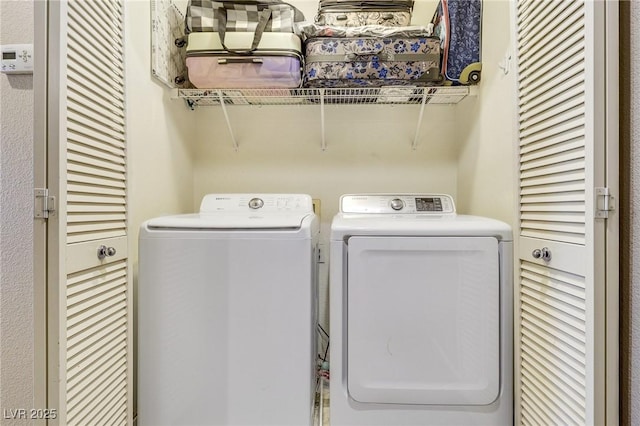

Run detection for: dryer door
[[347, 236, 500, 405]]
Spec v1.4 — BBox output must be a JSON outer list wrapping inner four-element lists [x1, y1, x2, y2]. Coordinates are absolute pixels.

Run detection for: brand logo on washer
[[215, 197, 231, 200]]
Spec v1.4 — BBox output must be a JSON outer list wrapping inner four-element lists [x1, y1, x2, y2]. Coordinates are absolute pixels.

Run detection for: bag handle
[[345, 45, 385, 58], [216, 7, 272, 54]]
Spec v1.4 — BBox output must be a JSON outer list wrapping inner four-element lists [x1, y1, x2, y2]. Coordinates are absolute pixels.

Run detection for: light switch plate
[[1, 44, 34, 74]]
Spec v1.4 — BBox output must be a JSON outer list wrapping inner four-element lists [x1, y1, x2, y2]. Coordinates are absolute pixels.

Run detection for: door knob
[[98, 245, 117, 260], [532, 247, 551, 262]]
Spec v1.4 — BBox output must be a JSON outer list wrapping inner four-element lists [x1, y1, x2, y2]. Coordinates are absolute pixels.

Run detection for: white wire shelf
[[175, 86, 471, 108], [173, 86, 473, 150]]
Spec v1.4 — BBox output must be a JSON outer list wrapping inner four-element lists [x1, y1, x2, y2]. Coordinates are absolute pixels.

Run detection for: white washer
[[330, 194, 513, 425], [138, 194, 319, 426]]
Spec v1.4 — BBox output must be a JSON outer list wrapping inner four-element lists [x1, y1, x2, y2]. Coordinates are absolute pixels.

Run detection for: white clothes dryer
[[330, 194, 513, 425], [138, 194, 319, 426]]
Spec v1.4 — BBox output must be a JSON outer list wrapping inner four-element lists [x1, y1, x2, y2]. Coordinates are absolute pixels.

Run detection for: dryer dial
[[390, 198, 405, 211]]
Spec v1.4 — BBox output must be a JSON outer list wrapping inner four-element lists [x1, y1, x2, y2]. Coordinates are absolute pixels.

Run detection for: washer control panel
[[200, 194, 313, 214], [341, 194, 455, 214]]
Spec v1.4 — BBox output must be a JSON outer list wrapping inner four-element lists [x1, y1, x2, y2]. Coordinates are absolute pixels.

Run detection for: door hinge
[[34, 188, 56, 219], [595, 187, 614, 219]]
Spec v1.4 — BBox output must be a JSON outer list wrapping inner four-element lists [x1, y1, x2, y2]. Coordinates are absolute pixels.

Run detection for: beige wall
[[0, 1, 34, 422], [125, 0, 198, 417], [125, 0, 197, 264], [192, 105, 460, 328], [456, 0, 516, 226], [189, 0, 515, 328]]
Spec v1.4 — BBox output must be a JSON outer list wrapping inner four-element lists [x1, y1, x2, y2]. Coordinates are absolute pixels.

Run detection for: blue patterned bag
[[431, 0, 482, 84], [303, 36, 441, 88]]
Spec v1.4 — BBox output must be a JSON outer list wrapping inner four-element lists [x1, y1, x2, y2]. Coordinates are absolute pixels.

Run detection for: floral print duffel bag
[[303, 36, 442, 88]]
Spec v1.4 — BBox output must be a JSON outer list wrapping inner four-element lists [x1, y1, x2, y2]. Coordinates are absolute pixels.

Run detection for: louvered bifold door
[[515, 0, 609, 425], [47, 0, 131, 425]]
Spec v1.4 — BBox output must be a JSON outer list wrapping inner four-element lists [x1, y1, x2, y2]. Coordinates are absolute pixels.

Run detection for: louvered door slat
[[67, 72, 125, 114], [517, 0, 556, 33], [97, 397, 127, 426], [68, 169, 125, 188], [67, 367, 126, 424], [67, 36, 124, 86], [517, 0, 558, 35], [518, 4, 583, 63], [93, 0, 122, 23], [520, 129, 584, 154], [520, 159, 585, 181], [518, 1, 581, 51], [520, 82, 584, 127], [66, 13, 123, 70], [521, 370, 585, 424], [49, 0, 130, 423], [518, 33, 583, 88], [82, 378, 128, 426], [67, 129, 125, 157], [68, 130, 125, 159], [522, 348, 586, 408], [69, 1, 122, 46], [521, 399, 551, 426], [68, 4, 123, 56], [68, 84, 124, 122], [521, 322, 586, 375], [520, 115, 585, 149], [67, 163, 125, 183], [520, 202, 585, 213], [67, 152, 125, 175], [68, 98, 125, 132], [521, 313, 586, 359], [67, 340, 126, 399], [520, 83, 584, 128], [67, 48, 123, 97], [521, 169, 585, 187], [68, 182, 126, 198], [67, 121, 124, 151], [520, 180, 584, 195], [68, 141, 125, 167], [520, 147, 584, 171], [521, 139, 585, 163]]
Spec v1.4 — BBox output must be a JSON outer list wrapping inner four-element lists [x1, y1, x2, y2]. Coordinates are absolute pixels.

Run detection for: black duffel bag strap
[[217, 7, 272, 54]]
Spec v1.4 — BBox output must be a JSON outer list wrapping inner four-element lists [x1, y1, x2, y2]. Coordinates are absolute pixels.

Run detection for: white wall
[[0, 0, 34, 422]]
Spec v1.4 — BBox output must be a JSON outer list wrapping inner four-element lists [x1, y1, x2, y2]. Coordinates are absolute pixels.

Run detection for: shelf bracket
[[320, 89, 326, 151], [217, 90, 238, 151], [412, 89, 428, 150]]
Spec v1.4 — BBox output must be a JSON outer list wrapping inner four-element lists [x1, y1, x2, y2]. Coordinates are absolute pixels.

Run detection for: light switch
[[1, 44, 34, 75]]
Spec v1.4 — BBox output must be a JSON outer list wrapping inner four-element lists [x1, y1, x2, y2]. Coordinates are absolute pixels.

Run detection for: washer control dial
[[248, 197, 264, 209], [390, 198, 405, 211]]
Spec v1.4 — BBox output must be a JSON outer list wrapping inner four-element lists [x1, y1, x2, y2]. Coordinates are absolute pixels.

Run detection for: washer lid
[[147, 194, 315, 229]]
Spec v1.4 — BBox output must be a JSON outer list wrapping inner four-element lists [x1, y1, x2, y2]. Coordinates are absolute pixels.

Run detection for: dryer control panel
[[340, 194, 456, 214]]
